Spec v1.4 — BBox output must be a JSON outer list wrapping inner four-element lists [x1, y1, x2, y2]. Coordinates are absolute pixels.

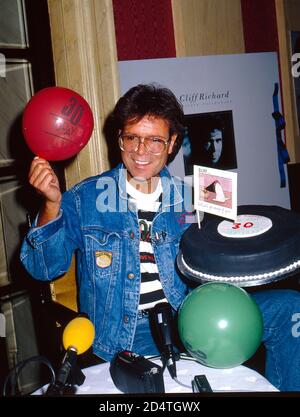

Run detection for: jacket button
[[128, 273, 135, 279], [123, 315, 129, 323], [130, 232, 135, 239]]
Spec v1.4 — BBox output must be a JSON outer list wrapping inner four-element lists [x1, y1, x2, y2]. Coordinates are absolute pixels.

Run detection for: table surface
[[35, 356, 278, 395]]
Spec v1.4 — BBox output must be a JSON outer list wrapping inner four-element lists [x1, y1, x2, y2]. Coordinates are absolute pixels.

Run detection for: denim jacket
[[20, 164, 193, 361]]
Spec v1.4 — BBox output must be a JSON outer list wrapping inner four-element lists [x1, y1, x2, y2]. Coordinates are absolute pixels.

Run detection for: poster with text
[[119, 53, 290, 209]]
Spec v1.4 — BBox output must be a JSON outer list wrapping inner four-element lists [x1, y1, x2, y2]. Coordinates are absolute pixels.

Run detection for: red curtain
[[241, 0, 279, 53], [112, 0, 176, 60]]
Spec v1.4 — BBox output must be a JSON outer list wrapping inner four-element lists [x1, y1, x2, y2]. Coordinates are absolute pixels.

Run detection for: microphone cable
[[147, 352, 207, 390], [2, 355, 55, 396]]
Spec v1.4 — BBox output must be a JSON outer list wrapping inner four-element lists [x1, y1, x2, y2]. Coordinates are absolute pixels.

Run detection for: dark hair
[[111, 84, 185, 162], [201, 116, 225, 140]]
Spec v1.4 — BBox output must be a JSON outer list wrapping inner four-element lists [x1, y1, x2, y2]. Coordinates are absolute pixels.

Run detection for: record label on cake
[[217, 214, 273, 238]]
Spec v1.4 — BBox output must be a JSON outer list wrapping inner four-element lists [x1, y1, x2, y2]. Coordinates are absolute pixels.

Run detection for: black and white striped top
[[126, 179, 168, 310]]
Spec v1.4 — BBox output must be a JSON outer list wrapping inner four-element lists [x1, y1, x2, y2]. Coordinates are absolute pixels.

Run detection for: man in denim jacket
[[21, 84, 300, 391]]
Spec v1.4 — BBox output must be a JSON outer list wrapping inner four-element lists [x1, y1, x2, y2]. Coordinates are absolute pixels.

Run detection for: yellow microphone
[[63, 317, 95, 355], [46, 317, 95, 395]]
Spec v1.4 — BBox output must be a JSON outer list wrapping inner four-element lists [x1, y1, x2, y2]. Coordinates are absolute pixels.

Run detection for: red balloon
[[22, 86, 94, 161]]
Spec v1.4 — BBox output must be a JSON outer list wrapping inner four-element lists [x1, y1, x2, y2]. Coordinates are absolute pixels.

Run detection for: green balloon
[[178, 282, 263, 368]]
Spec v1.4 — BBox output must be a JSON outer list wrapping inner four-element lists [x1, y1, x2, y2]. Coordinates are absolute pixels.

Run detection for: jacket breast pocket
[[83, 228, 121, 279]]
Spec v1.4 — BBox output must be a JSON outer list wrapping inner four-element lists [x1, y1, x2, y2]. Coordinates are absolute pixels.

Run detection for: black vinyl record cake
[[177, 205, 300, 287]]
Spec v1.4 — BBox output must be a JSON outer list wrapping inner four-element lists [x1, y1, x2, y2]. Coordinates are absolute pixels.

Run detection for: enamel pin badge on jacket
[[95, 251, 112, 268]]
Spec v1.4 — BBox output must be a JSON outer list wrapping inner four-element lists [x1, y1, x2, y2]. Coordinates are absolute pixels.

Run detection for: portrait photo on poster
[[182, 110, 237, 175]]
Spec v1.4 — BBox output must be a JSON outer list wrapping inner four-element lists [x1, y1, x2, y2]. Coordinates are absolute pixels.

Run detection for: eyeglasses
[[119, 133, 170, 155]]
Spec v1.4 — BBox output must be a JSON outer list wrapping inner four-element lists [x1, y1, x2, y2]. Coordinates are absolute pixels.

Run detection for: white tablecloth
[[35, 357, 278, 394]]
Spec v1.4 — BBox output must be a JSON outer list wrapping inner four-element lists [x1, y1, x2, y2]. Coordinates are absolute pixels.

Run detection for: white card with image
[[194, 165, 237, 222]]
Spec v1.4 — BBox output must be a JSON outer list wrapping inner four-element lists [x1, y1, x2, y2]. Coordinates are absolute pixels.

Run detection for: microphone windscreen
[[62, 317, 95, 354]]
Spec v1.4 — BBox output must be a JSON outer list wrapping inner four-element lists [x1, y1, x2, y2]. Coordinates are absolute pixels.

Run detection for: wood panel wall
[[171, 0, 245, 56]]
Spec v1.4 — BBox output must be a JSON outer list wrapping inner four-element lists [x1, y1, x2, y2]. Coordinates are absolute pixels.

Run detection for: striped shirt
[[126, 179, 168, 310]]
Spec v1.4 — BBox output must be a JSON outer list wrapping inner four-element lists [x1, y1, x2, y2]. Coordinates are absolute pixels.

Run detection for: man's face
[[204, 128, 223, 164], [120, 115, 177, 188]]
